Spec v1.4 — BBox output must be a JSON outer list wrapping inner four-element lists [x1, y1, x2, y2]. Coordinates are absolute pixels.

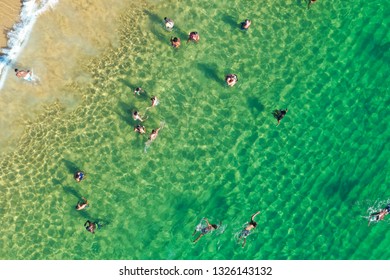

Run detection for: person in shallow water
[[133, 111, 145, 122], [134, 87, 144, 96], [74, 171, 85, 182], [14, 68, 31, 79], [187, 31, 200, 43], [148, 128, 161, 141], [170, 37, 181, 48], [192, 218, 220, 243], [150, 96, 159, 107], [84, 220, 97, 234], [238, 211, 260, 248], [307, 0, 317, 9], [75, 197, 88, 210], [225, 74, 238, 87], [164, 17, 174, 31], [240, 19, 251, 30], [273, 108, 288, 126], [134, 124, 146, 134], [368, 204, 390, 226]]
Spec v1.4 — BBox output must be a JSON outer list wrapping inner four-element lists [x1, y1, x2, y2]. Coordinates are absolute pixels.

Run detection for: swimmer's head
[[15, 69, 18, 72], [211, 224, 219, 229], [250, 221, 257, 227]]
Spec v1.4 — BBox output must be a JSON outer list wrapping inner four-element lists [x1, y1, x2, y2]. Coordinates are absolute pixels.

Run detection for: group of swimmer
[[73, 170, 102, 234], [164, 17, 288, 126], [132, 87, 161, 141], [193, 211, 260, 247]]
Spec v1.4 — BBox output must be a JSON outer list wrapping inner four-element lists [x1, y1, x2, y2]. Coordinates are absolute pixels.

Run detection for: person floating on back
[[187, 31, 200, 43], [164, 17, 174, 31], [225, 74, 238, 87], [273, 108, 288, 126], [74, 171, 85, 182], [170, 37, 181, 48], [192, 218, 220, 243], [241, 19, 251, 30], [239, 211, 260, 248], [307, 0, 317, 9], [368, 204, 390, 226], [76, 197, 88, 210]]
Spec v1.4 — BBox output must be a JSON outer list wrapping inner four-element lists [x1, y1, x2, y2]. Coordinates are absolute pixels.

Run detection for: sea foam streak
[[0, 0, 58, 90]]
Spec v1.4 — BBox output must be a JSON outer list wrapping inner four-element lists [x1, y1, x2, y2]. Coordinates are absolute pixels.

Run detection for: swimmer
[[74, 171, 85, 182], [151, 96, 159, 107], [239, 211, 260, 248], [164, 17, 174, 31], [307, 0, 317, 9], [170, 37, 181, 48], [368, 204, 390, 226], [133, 111, 145, 122], [134, 87, 143, 96], [148, 127, 161, 141], [225, 74, 238, 87], [84, 220, 97, 234], [187, 31, 200, 43], [241, 19, 251, 30], [134, 124, 146, 134], [14, 68, 31, 79], [272, 108, 288, 126], [192, 218, 220, 243], [75, 197, 88, 210]]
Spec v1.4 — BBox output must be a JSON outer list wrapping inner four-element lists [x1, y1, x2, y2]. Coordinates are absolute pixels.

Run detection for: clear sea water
[[0, 0, 389, 260]]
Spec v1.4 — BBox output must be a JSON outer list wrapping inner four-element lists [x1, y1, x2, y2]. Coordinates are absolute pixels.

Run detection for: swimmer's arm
[[204, 218, 211, 227], [251, 211, 261, 222]]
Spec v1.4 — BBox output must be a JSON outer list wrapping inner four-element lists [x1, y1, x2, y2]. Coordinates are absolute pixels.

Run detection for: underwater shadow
[[62, 159, 79, 174], [247, 97, 265, 116], [117, 101, 133, 126], [221, 14, 239, 30], [197, 63, 224, 85], [63, 186, 83, 199], [118, 78, 136, 91]]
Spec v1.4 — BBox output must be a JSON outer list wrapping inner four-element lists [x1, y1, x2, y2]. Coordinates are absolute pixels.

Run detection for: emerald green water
[[0, 0, 389, 260]]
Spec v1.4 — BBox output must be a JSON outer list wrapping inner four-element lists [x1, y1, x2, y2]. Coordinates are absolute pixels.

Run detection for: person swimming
[[151, 96, 159, 107], [170, 37, 181, 48], [133, 111, 145, 122], [241, 19, 251, 30], [164, 17, 174, 31], [187, 31, 200, 43], [192, 218, 220, 243], [368, 204, 390, 226], [239, 211, 260, 247], [134, 124, 146, 134], [225, 74, 238, 87], [273, 108, 288, 126], [148, 128, 161, 141], [75, 197, 88, 210], [74, 171, 85, 182]]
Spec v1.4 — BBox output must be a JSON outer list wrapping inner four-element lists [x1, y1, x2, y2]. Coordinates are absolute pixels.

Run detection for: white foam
[[0, 0, 58, 90]]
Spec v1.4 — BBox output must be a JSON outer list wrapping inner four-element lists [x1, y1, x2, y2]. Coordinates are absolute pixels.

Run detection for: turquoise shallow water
[[0, 0, 389, 260]]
